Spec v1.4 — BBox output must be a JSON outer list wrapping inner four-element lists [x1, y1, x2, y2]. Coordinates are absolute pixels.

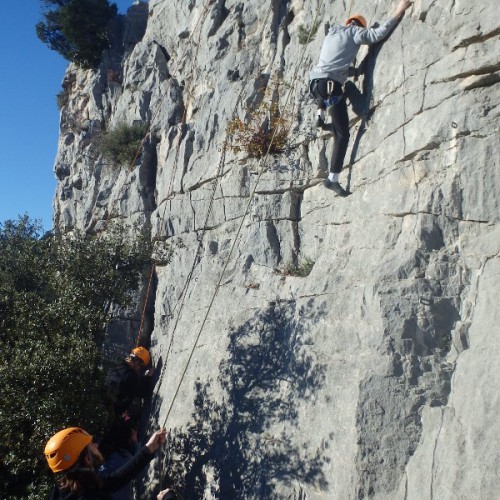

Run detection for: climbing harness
[[309, 78, 344, 108]]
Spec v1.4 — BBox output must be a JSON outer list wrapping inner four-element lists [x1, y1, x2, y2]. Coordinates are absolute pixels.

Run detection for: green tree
[[99, 122, 149, 167], [0, 216, 151, 498], [36, 0, 118, 69]]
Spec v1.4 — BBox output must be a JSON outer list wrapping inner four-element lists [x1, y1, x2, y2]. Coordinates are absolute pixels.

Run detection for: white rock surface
[[52, 0, 500, 497]]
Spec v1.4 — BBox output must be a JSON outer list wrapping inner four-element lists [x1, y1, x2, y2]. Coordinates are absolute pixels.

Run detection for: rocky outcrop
[[52, 0, 499, 498]]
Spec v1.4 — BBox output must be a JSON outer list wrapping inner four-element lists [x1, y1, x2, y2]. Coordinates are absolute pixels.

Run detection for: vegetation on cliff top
[[36, 0, 118, 69]]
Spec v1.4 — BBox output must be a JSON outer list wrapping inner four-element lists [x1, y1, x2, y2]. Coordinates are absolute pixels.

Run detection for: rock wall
[[52, 0, 500, 498]]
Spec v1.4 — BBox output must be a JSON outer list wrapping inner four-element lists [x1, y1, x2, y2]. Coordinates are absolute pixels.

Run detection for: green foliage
[[36, 0, 118, 69], [99, 122, 149, 167], [298, 19, 320, 45], [152, 237, 186, 266], [281, 257, 315, 277], [0, 216, 151, 498], [227, 79, 290, 159]]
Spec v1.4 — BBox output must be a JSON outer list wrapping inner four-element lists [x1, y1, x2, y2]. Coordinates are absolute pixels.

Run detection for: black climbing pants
[[329, 97, 350, 174]]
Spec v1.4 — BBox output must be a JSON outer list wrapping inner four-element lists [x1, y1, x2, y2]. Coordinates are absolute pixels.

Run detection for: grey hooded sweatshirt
[[309, 17, 398, 84]]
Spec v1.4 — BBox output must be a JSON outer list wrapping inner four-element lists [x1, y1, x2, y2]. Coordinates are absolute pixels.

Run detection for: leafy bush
[[99, 122, 149, 167], [227, 80, 290, 159], [36, 0, 118, 69], [0, 216, 151, 499], [298, 19, 320, 45], [281, 257, 315, 277]]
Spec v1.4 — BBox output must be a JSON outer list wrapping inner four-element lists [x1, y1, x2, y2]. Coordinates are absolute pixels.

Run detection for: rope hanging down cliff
[[147, 2, 277, 402], [148, 1, 327, 489], [133, 0, 275, 350], [132, 0, 215, 346], [156, 0, 327, 430]]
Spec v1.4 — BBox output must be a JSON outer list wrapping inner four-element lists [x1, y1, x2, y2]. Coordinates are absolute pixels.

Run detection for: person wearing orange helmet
[[130, 346, 151, 367], [309, 0, 412, 196], [44, 426, 167, 499], [107, 346, 155, 418]]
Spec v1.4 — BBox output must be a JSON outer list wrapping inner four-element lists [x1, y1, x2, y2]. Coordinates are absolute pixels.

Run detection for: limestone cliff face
[[52, 0, 500, 498]]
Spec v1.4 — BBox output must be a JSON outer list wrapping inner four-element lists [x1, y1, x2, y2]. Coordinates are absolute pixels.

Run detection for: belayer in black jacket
[[44, 426, 167, 499], [107, 346, 155, 418]]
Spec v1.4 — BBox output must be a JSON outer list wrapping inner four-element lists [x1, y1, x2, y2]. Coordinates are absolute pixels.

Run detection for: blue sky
[[0, 0, 136, 231]]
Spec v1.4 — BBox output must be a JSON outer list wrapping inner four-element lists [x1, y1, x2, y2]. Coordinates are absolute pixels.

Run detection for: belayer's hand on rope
[[146, 428, 168, 454]]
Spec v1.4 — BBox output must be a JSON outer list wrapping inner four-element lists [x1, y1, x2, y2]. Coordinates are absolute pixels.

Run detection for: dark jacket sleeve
[[100, 446, 154, 493], [119, 367, 152, 400], [137, 374, 153, 398]]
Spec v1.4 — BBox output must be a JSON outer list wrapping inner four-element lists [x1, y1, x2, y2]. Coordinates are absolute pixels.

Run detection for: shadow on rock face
[[356, 255, 462, 498], [162, 300, 329, 498]]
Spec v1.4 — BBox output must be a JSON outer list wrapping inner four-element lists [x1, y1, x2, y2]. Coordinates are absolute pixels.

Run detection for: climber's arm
[[354, 0, 412, 45]]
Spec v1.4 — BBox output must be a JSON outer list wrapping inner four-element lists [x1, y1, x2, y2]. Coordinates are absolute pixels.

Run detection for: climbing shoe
[[316, 115, 325, 128], [323, 179, 349, 197]]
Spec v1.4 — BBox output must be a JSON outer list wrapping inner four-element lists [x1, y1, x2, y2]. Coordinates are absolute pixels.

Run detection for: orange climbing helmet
[[44, 427, 92, 473], [131, 346, 150, 366], [346, 14, 367, 28]]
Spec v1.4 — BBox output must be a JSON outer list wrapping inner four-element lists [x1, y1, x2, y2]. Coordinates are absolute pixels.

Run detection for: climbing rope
[[95, 0, 213, 348], [134, 0, 248, 349], [143, 0, 334, 492], [158, 0, 327, 430], [91, 1, 214, 347], [148, 2, 277, 415], [84, 0, 326, 488]]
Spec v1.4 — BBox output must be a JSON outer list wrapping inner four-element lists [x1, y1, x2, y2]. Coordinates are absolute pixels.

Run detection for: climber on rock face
[[309, 0, 412, 197]]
